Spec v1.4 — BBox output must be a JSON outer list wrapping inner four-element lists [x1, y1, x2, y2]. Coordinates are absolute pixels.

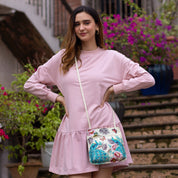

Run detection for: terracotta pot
[[6, 162, 42, 178]]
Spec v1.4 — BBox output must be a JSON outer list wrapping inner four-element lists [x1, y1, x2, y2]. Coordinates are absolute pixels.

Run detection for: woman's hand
[[55, 95, 69, 117], [100, 86, 114, 107]]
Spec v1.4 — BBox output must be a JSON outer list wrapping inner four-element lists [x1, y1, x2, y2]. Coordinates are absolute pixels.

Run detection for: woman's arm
[[113, 57, 155, 95], [24, 51, 63, 103], [101, 53, 155, 105]]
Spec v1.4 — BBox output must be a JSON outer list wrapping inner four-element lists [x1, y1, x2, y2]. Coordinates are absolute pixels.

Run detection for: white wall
[[0, 36, 23, 89], [0, 0, 59, 53]]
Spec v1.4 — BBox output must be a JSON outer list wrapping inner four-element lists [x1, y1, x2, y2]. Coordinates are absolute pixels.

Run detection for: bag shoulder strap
[[75, 57, 91, 129], [75, 57, 116, 129]]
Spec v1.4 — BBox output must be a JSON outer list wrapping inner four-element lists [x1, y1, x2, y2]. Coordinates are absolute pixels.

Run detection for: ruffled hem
[[49, 122, 133, 175]]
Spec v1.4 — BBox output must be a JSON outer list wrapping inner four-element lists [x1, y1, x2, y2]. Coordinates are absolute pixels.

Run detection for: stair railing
[[26, 0, 70, 37]]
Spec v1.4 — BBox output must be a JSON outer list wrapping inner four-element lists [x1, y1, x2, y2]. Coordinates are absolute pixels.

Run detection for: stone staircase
[[113, 80, 178, 178], [37, 80, 178, 178]]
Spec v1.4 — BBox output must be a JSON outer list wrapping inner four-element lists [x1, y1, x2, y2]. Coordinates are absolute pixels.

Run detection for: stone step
[[127, 136, 178, 150], [123, 115, 178, 126], [130, 148, 178, 165], [124, 104, 178, 118], [125, 125, 178, 137], [131, 152, 178, 165], [130, 148, 178, 153], [118, 164, 178, 171], [113, 164, 178, 178], [125, 102, 178, 110], [113, 81, 178, 177], [123, 121, 178, 137], [127, 134, 178, 140], [119, 93, 178, 104], [125, 107, 178, 117], [124, 111, 178, 119], [123, 121, 178, 129]]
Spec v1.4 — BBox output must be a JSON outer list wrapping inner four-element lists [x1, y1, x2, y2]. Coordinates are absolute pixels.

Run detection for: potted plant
[[102, 2, 178, 95], [0, 64, 63, 178]]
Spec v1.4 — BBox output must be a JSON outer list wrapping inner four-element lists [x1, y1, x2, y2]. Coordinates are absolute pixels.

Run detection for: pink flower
[[0, 129, 4, 136], [133, 13, 138, 18], [108, 33, 115, 38], [1, 86, 5, 90], [3, 92, 7, 96], [140, 56, 146, 63], [113, 14, 120, 21], [50, 104, 54, 109], [0, 129, 9, 139], [110, 26, 114, 31], [35, 104, 40, 110], [103, 30, 108, 35], [27, 100, 31, 104], [4, 134, 9, 139], [128, 34, 135, 45], [149, 47, 153, 51], [42, 107, 48, 113], [166, 25, 172, 31], [103, 22, 108, 28], [155, 18, 162, 26]]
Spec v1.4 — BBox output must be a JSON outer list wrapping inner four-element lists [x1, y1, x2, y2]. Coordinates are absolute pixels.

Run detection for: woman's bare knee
[[69, 172, 92, 178], [92, 167, 113, 178]]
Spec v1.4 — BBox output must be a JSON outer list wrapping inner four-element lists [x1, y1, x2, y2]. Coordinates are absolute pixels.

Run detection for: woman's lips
[[79, 33, 87, 36]]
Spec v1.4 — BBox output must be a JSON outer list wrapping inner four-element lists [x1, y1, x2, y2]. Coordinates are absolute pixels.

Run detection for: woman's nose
[[79, 24, 85, 30]]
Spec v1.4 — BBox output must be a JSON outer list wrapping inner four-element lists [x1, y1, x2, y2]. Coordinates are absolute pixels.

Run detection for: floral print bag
[[87, 126, 126, 165], [75, 58, 127, 165]]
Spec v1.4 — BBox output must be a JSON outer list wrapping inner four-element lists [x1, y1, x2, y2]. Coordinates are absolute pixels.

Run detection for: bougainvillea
[[102, 13, 178, 68]]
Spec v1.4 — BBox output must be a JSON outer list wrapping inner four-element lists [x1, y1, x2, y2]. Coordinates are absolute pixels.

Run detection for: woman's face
[[74, 12, 98, 44]]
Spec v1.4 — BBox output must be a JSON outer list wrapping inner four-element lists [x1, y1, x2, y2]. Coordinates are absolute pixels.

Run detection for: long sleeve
[[113, 54, 155, 94], [24, 50, 64, 103]]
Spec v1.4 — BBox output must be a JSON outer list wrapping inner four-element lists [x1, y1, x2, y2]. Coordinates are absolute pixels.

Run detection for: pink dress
[[24, 47, 155, 175]]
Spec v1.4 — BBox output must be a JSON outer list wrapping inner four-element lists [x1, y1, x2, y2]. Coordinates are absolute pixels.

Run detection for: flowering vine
[[102, 13, 178, 68]]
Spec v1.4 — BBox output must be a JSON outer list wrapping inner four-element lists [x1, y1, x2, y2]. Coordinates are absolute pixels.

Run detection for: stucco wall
[[0, 35, 23, 89], [0, 0, 59, 53]]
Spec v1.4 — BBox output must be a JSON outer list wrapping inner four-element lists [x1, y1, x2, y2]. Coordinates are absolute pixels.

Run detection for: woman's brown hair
[[61, 6, 105, 74]]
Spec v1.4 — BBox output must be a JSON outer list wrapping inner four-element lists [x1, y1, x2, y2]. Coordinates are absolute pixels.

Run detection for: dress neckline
[[81, 47, 101, 54]]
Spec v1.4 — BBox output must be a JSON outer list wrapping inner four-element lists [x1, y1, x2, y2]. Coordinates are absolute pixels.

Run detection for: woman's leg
[[92, 167, 113, 178], [69, 172, 92, 178]]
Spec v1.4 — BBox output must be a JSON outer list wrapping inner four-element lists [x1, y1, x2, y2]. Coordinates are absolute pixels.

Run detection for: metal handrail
[[26, 0, 70, 37]]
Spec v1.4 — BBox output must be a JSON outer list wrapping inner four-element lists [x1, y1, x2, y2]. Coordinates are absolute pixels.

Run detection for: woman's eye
[[74, 23, 80, 26], [84, 21, 90, 25]]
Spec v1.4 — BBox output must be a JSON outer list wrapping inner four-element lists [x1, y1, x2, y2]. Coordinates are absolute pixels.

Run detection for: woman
[[24, 6, 155, 178]]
